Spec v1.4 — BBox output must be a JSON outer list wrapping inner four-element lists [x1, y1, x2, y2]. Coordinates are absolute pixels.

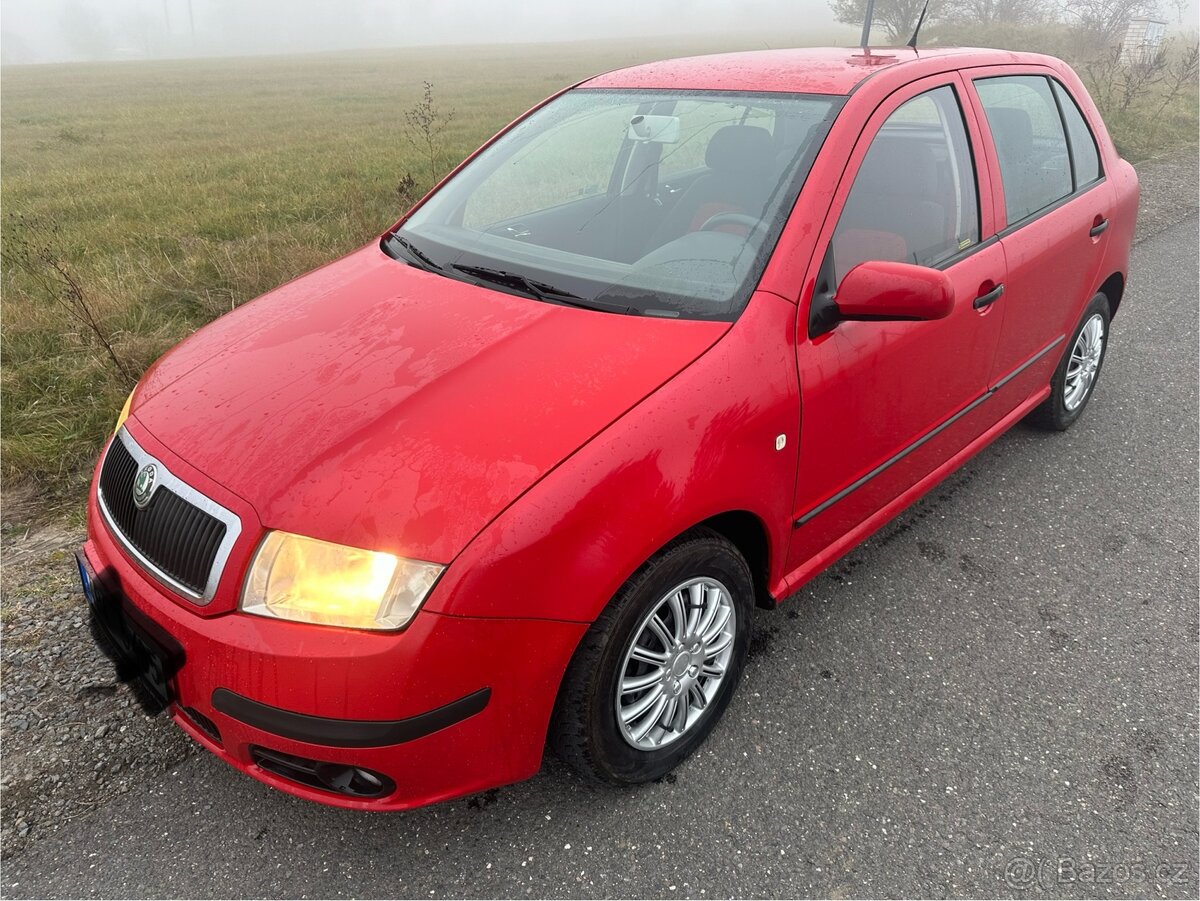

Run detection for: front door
[[786, 75, 1008, 579]]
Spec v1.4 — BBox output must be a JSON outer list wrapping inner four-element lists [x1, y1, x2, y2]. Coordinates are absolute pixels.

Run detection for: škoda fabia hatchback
[[80, 46, 1137, 808]]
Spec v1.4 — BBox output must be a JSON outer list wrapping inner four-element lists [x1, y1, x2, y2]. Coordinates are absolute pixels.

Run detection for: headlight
[[114, 387, 135, 434], [240, 531, 444, 631]]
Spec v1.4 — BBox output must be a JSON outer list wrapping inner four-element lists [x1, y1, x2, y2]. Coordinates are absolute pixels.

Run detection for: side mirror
[[836, 260, 954, 322]]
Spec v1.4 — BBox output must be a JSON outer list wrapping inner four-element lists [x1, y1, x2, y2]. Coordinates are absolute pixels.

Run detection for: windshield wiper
[[451, 263, 636, 315], [383, 233, 444, 273]]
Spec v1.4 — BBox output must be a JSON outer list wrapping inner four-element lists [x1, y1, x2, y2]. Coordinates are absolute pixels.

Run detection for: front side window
[[975, 75, 1073, 224], [830, 85, 980, 284], [392, 89, 841, 320]]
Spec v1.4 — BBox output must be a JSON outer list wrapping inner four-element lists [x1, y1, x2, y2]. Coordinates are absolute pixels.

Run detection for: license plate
[[77, 552, 182, 714]]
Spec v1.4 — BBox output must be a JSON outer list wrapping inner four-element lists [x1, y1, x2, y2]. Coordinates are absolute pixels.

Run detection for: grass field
[[2, 32, 1195, 494]]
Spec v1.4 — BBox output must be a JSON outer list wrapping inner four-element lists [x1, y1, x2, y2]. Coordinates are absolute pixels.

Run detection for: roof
[[582, 46, 1002, 96]]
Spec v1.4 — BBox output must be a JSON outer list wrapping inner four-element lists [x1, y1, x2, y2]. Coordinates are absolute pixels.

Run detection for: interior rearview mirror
[[835, 260, 954, 322], [627, 114, 680, 143]]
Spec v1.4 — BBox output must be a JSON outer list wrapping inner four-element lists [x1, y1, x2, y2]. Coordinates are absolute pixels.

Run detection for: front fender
[[425, 289, 801, 623]]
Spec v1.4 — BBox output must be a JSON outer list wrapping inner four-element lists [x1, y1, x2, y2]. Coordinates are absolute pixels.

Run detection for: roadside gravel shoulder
[[0, 504, 193, 858], [0, 147, 1196, 861], [1132, 148, 1199, 243]]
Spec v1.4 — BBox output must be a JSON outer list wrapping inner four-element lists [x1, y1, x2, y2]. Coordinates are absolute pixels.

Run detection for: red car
[[79, 46, 1137, 808]]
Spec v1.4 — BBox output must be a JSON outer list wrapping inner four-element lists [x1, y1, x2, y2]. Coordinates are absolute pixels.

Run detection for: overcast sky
[[0, 0, 852, 64], [2, 0, 1196, 64]]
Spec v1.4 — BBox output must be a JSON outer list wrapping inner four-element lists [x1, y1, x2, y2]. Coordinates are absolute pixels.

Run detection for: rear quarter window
[[1051, 80, 1102, 187]]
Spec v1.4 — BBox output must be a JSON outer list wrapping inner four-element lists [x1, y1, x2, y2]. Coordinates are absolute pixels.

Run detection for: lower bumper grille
[[250, 746, 395, 799], [181, 706, 222, 745]]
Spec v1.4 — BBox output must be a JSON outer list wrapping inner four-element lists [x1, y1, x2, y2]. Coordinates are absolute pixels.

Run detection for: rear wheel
[[549, 528, 752, 784], [1028, 293, 1110, 431]]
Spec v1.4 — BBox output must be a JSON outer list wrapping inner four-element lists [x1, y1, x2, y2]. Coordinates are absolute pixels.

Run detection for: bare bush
[[395, 171, 420, 208], [1080, 31, 1199, 153], [3, 215, 136, 385], [1060, 0, 1181, 45], [1147, 37, 1200, 142], [403, 81, 455, 181], [1083, 42, 1164, 113]]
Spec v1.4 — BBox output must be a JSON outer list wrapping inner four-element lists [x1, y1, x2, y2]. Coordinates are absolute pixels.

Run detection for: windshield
[[388, 89, 842, 320]]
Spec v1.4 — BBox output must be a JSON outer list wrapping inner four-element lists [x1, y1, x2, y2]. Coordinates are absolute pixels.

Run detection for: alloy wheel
[[1064, 312, 1105, 411], [615, 577, 737, 750]]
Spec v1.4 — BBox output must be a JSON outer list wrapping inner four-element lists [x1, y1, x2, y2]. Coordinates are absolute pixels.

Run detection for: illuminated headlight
[[240, 531, 444, 631]]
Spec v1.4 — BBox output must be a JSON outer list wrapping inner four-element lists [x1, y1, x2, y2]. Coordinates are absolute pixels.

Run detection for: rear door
[[965, 68, 1114, 390], [787, 74, 1008, 574]]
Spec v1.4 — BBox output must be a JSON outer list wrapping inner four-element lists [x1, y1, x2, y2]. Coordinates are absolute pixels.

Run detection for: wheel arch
[[544, 507, 772, 770], [1097, 272, 1125, 319], [694, 510, 775, 610]]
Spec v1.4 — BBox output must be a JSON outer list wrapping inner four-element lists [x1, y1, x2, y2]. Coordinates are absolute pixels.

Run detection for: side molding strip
[[793, 336, 1064, 528], [991, 335, 1065, 390]]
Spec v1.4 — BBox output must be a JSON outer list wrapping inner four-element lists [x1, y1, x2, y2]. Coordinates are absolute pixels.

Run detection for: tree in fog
[[950, 0, 1051, 25], [832, 0, 1185, 41], [59, 0, 113, 59], [1060, 0, 1176, 43], [199, 0, 396, 56], [829, 0, 941, 41], [1, 28, 35, 64]]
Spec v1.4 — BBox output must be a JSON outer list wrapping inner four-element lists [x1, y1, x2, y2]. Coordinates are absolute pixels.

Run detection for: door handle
[[1089, 218, 1110, 237], [973, 283, 1005, 310]]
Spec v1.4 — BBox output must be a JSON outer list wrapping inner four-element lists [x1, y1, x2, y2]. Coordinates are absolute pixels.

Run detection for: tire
[[549, 528, 753, 784], [1028, 293, 1111, 431]]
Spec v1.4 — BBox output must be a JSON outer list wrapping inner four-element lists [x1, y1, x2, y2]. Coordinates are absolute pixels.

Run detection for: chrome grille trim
[[97, 428, 242, 604]]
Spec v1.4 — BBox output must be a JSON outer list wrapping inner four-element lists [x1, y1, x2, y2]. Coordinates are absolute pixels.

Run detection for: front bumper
[[82, 491, 587, 811]]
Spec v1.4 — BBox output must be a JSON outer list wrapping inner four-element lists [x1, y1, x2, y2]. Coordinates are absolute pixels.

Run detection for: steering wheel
[[698, 212, 769, 238]]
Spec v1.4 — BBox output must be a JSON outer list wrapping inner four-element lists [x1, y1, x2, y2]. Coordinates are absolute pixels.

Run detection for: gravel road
[[1, 153, 1196, 897]]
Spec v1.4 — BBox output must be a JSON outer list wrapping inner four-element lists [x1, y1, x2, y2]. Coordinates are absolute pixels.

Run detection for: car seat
[[648, 125, 775, 246]]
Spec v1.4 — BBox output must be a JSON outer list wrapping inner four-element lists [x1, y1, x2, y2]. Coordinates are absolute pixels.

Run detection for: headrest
[[705, 125, 774, 174], [987, 107, 1034, 156], [855, 135, 938, 197]]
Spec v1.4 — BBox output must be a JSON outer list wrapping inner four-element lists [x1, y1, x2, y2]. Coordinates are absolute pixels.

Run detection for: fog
[[0, 0, 851, 65]]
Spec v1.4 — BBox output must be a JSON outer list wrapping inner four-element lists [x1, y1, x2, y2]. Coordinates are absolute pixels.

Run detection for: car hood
[[132, 245, 728, 563]]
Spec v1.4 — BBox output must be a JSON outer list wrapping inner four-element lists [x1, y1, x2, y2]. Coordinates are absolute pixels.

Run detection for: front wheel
[[1028, 293, 1110, 431], [549, 528, 752, 784]]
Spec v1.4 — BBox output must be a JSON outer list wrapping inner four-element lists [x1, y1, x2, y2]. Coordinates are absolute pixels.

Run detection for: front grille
[[98, 435, 228, 598]]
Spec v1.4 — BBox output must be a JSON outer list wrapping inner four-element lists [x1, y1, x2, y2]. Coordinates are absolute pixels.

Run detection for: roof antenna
[[860, 0, 877, 46], [907, 0, 930, 48]]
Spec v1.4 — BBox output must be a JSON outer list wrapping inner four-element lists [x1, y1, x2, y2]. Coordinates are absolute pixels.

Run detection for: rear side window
[[831, 85, 980, 284], [975, 75, 1073, 224], [1052, 80, 1102, 187]]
